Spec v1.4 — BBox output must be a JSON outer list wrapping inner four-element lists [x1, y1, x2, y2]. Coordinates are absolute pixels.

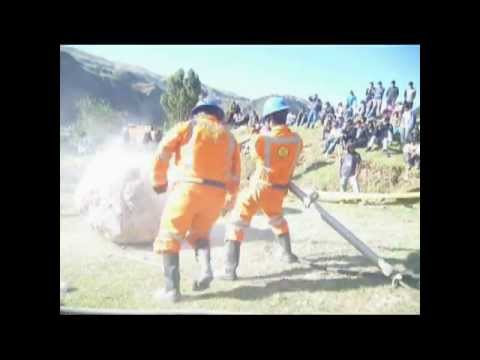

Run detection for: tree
[[161, 68, 202, 129]]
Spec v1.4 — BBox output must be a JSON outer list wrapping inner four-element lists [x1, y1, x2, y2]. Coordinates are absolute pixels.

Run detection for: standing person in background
[[346, 91, 357, 110], [322, 102, 335, 125], [339, 142, 361, 193], [400, 102, 417, 145], [386, 80, 399, 111], [365, 82, 375, 103], [370, 81, 385, 117], [296, 110, 304, 127], [404, 81, 417, 108], [306, 94, 322, 128], [322, 114, 334, 140]]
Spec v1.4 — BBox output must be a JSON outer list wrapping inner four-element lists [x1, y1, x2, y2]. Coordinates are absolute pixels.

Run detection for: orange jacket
[[152, 114, 241, 195], [251, 125, 303, 187]]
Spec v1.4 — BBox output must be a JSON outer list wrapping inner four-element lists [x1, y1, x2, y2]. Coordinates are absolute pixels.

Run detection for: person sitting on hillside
[[400, 102, 417, 145], [341, 119, 357, 149], [354, 119, 369, 148], [379, 116, 394, 157], [366, 120, 383, 152], [391, 103, 403, 143], [322, 114, 334, 140], [322, 102, 335, 122], [339, 142, 362, 193], [323, 122, 343, 156]]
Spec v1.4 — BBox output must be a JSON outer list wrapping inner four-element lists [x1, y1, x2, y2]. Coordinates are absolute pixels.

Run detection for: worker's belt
[[271, 183, 289, 190], [179, 177, 226, 189]]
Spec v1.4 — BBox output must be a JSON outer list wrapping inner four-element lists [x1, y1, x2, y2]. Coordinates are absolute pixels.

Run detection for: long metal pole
[[288, 182, 394, 277]]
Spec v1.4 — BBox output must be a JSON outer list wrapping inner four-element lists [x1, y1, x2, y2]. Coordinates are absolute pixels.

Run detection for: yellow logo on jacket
[[278, 146, 289, 158]]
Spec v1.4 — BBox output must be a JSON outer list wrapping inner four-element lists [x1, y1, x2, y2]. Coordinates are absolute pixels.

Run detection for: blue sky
[[70, 45, 420, 105]]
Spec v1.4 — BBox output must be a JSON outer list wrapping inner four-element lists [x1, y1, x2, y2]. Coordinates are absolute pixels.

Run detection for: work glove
[[153, 183, 168, 194]]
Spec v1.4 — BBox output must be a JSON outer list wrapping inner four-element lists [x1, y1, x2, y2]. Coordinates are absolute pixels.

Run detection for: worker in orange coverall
[[219, 96, 303, 281], [152, 98, 241, 302]]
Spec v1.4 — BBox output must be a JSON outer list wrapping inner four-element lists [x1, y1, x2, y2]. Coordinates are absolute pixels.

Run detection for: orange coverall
[[152, 114, 241, 253], [226, 125, 303, 242]]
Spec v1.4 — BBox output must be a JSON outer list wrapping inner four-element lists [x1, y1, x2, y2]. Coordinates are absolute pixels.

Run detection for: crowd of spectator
[[285, 81, 420, 169], [238, 80, 420, 193]]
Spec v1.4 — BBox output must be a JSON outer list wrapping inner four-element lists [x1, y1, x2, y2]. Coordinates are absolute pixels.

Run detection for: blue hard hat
[[191, 97, 225, 120], [262, 96, 290, 119]]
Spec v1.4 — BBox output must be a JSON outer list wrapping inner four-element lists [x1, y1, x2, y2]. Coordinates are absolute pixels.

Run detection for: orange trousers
[[226, 184, 289, 242], [153, 182, 226, 253]]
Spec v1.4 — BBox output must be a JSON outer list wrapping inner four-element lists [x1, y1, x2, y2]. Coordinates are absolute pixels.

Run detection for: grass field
[[60, 128, 420, 314]]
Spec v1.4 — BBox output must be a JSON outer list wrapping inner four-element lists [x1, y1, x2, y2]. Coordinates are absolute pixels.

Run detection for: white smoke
[[74, 138, 168, 244]]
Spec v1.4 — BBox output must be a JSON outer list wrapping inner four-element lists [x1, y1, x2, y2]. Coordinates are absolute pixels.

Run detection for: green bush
[[73, 97, 124, 145]]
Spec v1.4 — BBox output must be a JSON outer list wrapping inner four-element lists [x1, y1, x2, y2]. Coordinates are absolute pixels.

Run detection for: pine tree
[[161, 68, 202, 129]]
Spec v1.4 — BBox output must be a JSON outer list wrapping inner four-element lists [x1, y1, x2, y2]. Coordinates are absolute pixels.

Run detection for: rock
[[74, 142, 167, 244]]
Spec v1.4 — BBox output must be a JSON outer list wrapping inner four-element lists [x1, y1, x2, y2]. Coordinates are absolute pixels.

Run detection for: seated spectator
[[400, 102, 417, 145], [342, 119, 356, 149], [366, 121, 382, 152], [321, 102, 335, 125], [323, 122, 343, 155], [322, 114, 334, 140], [339, 142, 362, 193], [354, 120, 369, 148], [379, 116, 394, 157], [391, 102, 403, 142]]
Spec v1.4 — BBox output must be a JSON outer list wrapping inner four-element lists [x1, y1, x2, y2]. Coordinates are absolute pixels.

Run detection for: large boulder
[[74, 142, 167, 244]]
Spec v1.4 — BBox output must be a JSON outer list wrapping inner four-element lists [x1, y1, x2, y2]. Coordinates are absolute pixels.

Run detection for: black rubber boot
[[218, 240, 240, 281], [192, 239, 213, 291], [157, 252, 181, 303], [275, 233, 299, 263]]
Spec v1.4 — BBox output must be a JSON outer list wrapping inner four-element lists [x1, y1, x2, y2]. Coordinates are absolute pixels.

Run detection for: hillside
[[60, 46, 250, 126], [60, 47, 310, 127]]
